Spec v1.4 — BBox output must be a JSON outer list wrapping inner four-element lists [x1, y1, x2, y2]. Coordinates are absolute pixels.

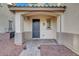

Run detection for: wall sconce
[[43, 22, 45, 26]]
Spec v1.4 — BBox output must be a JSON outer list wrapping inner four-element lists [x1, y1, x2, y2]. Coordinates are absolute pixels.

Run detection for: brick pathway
[[20, 39, 58, 56], [0, 33, 23, 56], [40, 45, 78, 56]]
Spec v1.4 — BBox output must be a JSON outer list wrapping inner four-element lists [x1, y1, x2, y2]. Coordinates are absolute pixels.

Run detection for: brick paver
[[0, 33, 23, 56], [40, 45, 78, 56]]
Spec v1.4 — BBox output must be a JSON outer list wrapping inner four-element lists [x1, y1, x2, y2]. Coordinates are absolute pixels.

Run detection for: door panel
[[32, 19, 40, 38]]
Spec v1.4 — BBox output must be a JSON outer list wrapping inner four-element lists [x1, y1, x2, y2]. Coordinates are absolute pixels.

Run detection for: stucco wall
[[0, 3, 14, 33], [61, 3, 79, 34], [57, 3, 79, 55], [24, 15, 57, 39], [57, 32, 79, 55]]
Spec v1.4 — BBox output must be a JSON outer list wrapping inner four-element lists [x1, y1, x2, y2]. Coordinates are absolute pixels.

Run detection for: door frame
[[32, 19, 40, 39]]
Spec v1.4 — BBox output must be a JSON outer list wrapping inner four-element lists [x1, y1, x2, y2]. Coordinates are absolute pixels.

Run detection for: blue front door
[[32, 19, 40, 38]]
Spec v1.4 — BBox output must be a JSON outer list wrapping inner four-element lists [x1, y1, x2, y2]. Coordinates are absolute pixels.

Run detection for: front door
[[32, 19, 40, 38]]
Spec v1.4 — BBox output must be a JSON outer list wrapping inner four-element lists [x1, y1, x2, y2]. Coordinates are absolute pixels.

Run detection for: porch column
[[60, 15, 64, 32], [57, 15, 64, 32], [57, 16, 62, 44], [57, 16, 61, 32], [15, 13, 24, 45]]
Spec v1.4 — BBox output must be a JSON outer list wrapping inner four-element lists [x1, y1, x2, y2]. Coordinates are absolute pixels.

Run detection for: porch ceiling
[[22, 12, 62, 17]]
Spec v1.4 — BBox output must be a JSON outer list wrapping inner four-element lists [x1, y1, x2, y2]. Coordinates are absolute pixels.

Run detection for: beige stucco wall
[[0, 3, 14, 33], [57, 3, 79, 55], [24, 15, 57, 39], [61, 3, 79, 34]]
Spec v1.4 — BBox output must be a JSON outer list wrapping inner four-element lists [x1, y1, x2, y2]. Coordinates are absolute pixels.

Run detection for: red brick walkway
[[0, 33, 23, 56], [40, 45, 78, 56]]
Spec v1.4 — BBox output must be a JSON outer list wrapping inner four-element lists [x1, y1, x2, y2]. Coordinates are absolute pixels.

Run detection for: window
[[9, 20, 13, 32], [0, 3, 2, 7], [47, 18, 51, 29]]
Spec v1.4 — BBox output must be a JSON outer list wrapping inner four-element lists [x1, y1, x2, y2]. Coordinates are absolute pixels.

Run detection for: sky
[[16, 3, 29, 6]]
